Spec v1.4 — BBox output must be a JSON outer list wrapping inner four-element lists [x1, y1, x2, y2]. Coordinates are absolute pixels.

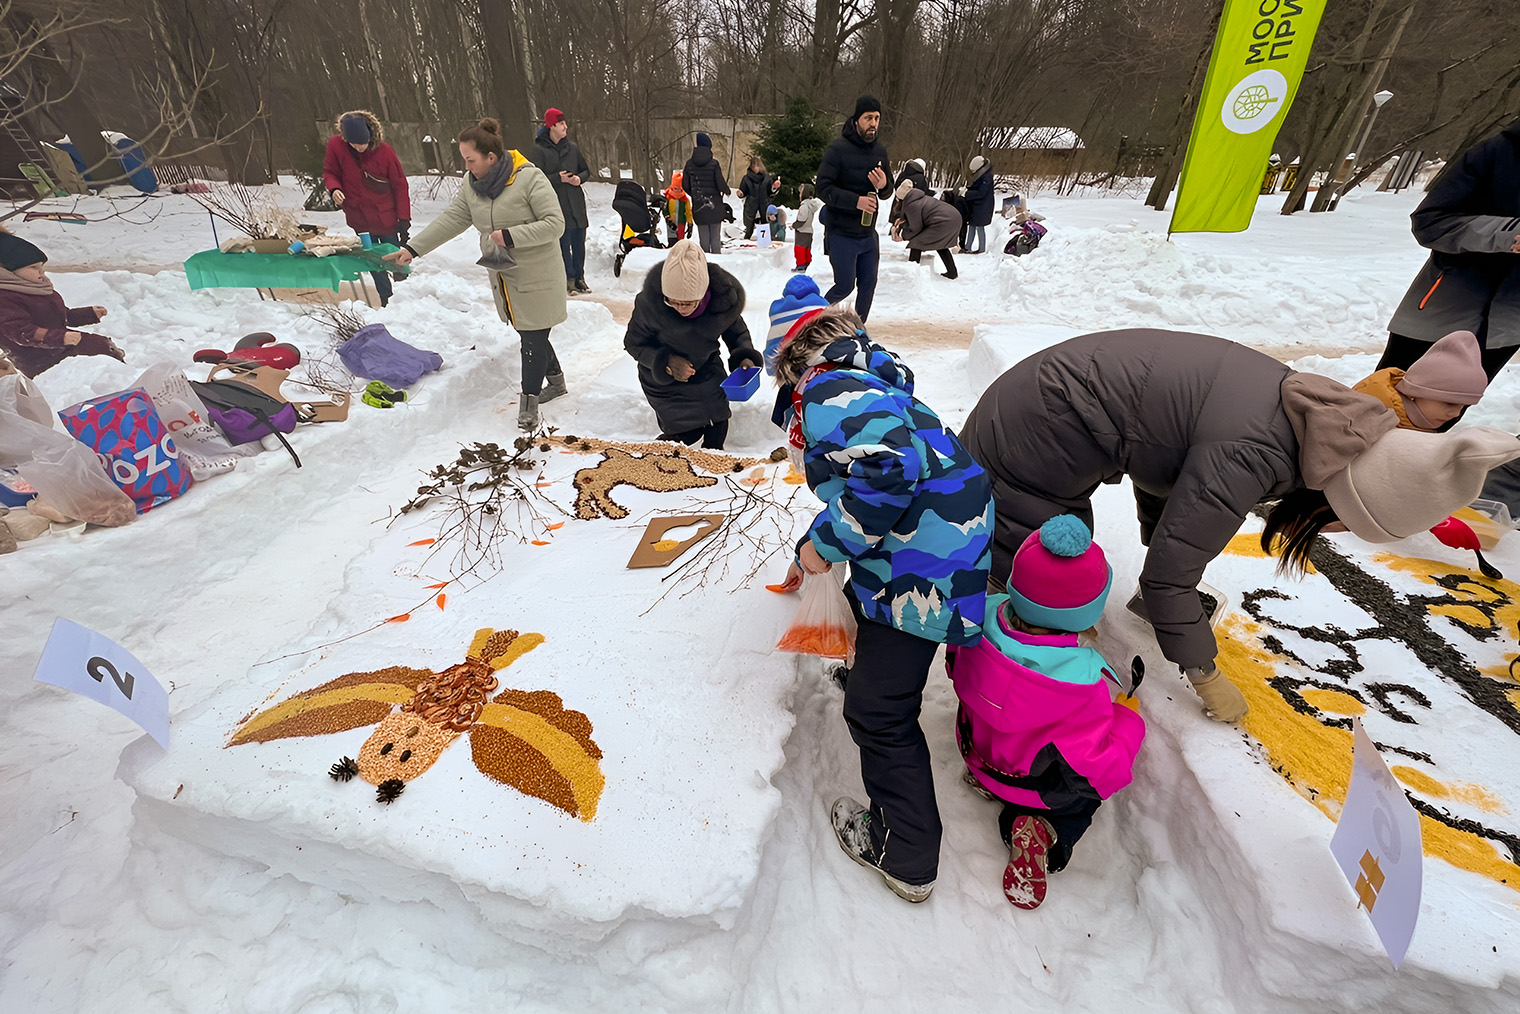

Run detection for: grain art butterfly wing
[[471, 688, 605, 821], [227, 665, 432, 746]]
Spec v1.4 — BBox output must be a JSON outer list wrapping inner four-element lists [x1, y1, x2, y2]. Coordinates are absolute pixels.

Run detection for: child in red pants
[[793, 184, 823, 272]]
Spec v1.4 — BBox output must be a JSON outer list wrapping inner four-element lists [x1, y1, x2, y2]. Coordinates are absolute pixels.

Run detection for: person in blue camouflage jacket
[[775, 304, 993, 902]]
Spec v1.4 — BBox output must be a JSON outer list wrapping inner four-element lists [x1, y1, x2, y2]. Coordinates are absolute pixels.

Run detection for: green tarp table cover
[[183, 245, 410, 293]]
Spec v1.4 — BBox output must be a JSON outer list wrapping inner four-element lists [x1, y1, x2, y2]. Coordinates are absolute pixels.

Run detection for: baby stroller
[[613, 179, 665, 277]]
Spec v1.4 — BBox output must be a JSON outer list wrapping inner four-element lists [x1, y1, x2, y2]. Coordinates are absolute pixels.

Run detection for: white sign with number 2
[[32, 617, 170, 750]]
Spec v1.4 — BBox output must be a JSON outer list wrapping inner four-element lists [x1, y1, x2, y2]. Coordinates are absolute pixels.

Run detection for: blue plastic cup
[[359, 232, 372, 249], [288, 240, 305, 254]]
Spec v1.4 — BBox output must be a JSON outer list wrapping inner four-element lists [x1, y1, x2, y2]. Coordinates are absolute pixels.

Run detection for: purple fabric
[[209, 402, 298, 445], [338, 324, 443, 388]]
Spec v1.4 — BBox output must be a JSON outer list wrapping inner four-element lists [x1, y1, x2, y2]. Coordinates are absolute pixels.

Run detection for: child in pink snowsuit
[[948, 514, 1145, 910]]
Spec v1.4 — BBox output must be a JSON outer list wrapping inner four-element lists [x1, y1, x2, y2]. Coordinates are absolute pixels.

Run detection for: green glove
[[1186, 665, 1248, 723]]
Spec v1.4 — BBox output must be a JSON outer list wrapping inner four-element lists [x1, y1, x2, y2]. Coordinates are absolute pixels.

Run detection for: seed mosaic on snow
[[1215, 533, 1520, 890], [227, 627, 604, 820]]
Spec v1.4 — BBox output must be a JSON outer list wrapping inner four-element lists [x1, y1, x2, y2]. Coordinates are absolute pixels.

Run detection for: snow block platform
[[119, 456, 814, 947]]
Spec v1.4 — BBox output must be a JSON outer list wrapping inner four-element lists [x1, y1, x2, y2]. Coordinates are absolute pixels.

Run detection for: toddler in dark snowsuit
[[0, 230, 124, 378]]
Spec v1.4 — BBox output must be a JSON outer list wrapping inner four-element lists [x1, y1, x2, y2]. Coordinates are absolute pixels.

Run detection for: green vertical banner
[[1170, 0, 1329, 234]]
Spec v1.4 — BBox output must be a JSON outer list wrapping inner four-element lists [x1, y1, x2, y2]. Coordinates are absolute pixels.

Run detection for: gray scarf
[[0, 265, 54, 297], [469, 156, 514, 201]]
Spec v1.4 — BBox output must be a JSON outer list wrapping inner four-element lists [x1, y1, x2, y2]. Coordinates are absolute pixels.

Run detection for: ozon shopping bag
[[58, 387, 193, 513]]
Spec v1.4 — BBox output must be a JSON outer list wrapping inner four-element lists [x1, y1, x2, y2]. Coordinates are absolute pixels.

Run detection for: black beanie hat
[[0, 232, 46, 272], [853, 95, 882, 120], [340, 113, 372, 145], [696, 132, 712, 148]]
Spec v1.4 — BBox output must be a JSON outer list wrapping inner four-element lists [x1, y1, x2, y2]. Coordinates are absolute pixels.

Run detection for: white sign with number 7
[[32, 617, 170, 750]]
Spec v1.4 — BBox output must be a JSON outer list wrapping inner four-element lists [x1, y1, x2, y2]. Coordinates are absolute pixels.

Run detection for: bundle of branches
[[394, 435, 571, 579], [292, 302, 366, 394], [643, 471, 812, 612], [303, 300, 367, 347], [190, 181, 303, 240], [420, 173, 462, 201]]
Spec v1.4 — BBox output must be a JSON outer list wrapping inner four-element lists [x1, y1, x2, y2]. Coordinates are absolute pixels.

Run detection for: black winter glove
[[396, 219, 411, 246]]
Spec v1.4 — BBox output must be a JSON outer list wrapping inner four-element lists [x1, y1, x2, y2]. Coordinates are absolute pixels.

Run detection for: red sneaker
[[1003, 815, 1055, 909]]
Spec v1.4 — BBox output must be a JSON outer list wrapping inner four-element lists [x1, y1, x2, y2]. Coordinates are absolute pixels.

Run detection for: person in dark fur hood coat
[[623, 240, 762, 448]]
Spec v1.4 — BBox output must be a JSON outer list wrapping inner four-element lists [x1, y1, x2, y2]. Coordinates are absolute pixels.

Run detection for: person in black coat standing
[[738, 157, 780, 240], [963, 155, 995, 253], [531, 107, 593, 293], [623, 240, 762, 449], [817, 96, 893, 322], [683, 133, 730, 255]]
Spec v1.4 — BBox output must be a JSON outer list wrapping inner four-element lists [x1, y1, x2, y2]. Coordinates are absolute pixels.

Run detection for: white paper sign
[[1330, 717, 1422, 967], [32, 617, 170, 750], [756, 223, 771, 248]]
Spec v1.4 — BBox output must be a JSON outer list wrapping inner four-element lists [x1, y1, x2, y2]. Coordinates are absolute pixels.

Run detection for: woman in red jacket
[[0, 228, 124, 378], [322, 110, 411, 307]]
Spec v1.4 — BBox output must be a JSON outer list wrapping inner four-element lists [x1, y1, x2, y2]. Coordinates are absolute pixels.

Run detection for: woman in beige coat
[[385, 117, 566, 429]]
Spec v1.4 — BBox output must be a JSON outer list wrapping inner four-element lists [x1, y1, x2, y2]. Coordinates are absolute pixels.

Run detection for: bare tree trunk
[[1144, 3, 1221, 211], [1280, 0, 1391, 215], [482, 0, 536, 137], [875, 0, 923, 121], [356, 0, 391, 120], [1310, 0, 1415, 211]]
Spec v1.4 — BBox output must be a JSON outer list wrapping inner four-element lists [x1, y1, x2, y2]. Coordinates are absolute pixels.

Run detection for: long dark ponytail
[[1260, 487, 1338, 575]]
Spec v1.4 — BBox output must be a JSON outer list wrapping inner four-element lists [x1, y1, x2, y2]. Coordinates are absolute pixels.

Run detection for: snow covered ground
[[4, 177, 1520, 1013]]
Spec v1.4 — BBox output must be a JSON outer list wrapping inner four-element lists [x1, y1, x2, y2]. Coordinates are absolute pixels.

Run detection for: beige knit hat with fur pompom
[[660, 240, 709, 303]]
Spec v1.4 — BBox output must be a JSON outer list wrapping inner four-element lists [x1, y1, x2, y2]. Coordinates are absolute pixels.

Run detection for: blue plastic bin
[[722, 366, 761, 402], [0, 472, 37, 507]]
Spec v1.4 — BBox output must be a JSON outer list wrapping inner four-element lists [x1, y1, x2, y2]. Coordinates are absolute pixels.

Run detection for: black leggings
[[518, 328, 561, 396], [1377, 332, 1519, 381], [658, 420, 728, 449], [908, 248, 958, 276]]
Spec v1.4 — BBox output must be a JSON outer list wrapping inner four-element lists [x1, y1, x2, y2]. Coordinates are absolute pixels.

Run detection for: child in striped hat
[[764, 274, 828, 376]]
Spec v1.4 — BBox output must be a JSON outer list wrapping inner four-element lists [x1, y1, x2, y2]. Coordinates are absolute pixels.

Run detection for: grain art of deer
[[227, 628, 604, 819], [572, 448, 719, 520]]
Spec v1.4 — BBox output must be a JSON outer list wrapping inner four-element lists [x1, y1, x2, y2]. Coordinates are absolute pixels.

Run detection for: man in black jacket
[[531, 107, 593, 294], [817, 96, 893, 321]]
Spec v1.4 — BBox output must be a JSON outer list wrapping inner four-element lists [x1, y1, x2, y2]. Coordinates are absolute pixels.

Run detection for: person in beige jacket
[[386, 117, 566, 430]]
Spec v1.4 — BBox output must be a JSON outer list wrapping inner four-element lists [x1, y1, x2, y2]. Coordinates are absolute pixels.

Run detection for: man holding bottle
[[817, 96, 893, 322]]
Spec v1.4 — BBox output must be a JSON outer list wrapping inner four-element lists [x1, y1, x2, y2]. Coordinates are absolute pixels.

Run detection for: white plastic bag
[[131, 362, 257, 479], [776, 571, 857, 658], [0, 375, 136, 527]]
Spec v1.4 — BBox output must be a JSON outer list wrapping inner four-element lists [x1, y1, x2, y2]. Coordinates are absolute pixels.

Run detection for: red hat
[[544, 108, 566, 127]]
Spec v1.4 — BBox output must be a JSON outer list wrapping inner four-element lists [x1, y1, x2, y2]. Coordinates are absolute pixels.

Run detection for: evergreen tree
[[752, 97, 835, 207]]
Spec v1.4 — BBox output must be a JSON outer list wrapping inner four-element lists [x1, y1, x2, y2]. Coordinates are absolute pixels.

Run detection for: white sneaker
[[829, 797, 933, 903]]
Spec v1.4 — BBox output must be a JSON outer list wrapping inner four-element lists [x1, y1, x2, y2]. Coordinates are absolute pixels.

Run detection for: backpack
[[190, 379, 301, 467], [1005, 220, 1047, 256]]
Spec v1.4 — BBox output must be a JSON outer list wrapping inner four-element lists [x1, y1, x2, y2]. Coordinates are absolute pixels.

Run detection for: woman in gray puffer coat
[[890, 180, 960, 279], [960, 328, 1520, 722]]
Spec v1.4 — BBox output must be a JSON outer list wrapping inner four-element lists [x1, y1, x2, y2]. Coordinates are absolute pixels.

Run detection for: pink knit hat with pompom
[[1006, 515, 1113, 631]]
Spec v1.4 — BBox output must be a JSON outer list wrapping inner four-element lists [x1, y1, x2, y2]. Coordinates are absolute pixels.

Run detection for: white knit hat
[[970, 155, 987, 173], [660, 240, 709, 302], [906, 158, 925, 172], [1324, 425, 1520, 542]]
